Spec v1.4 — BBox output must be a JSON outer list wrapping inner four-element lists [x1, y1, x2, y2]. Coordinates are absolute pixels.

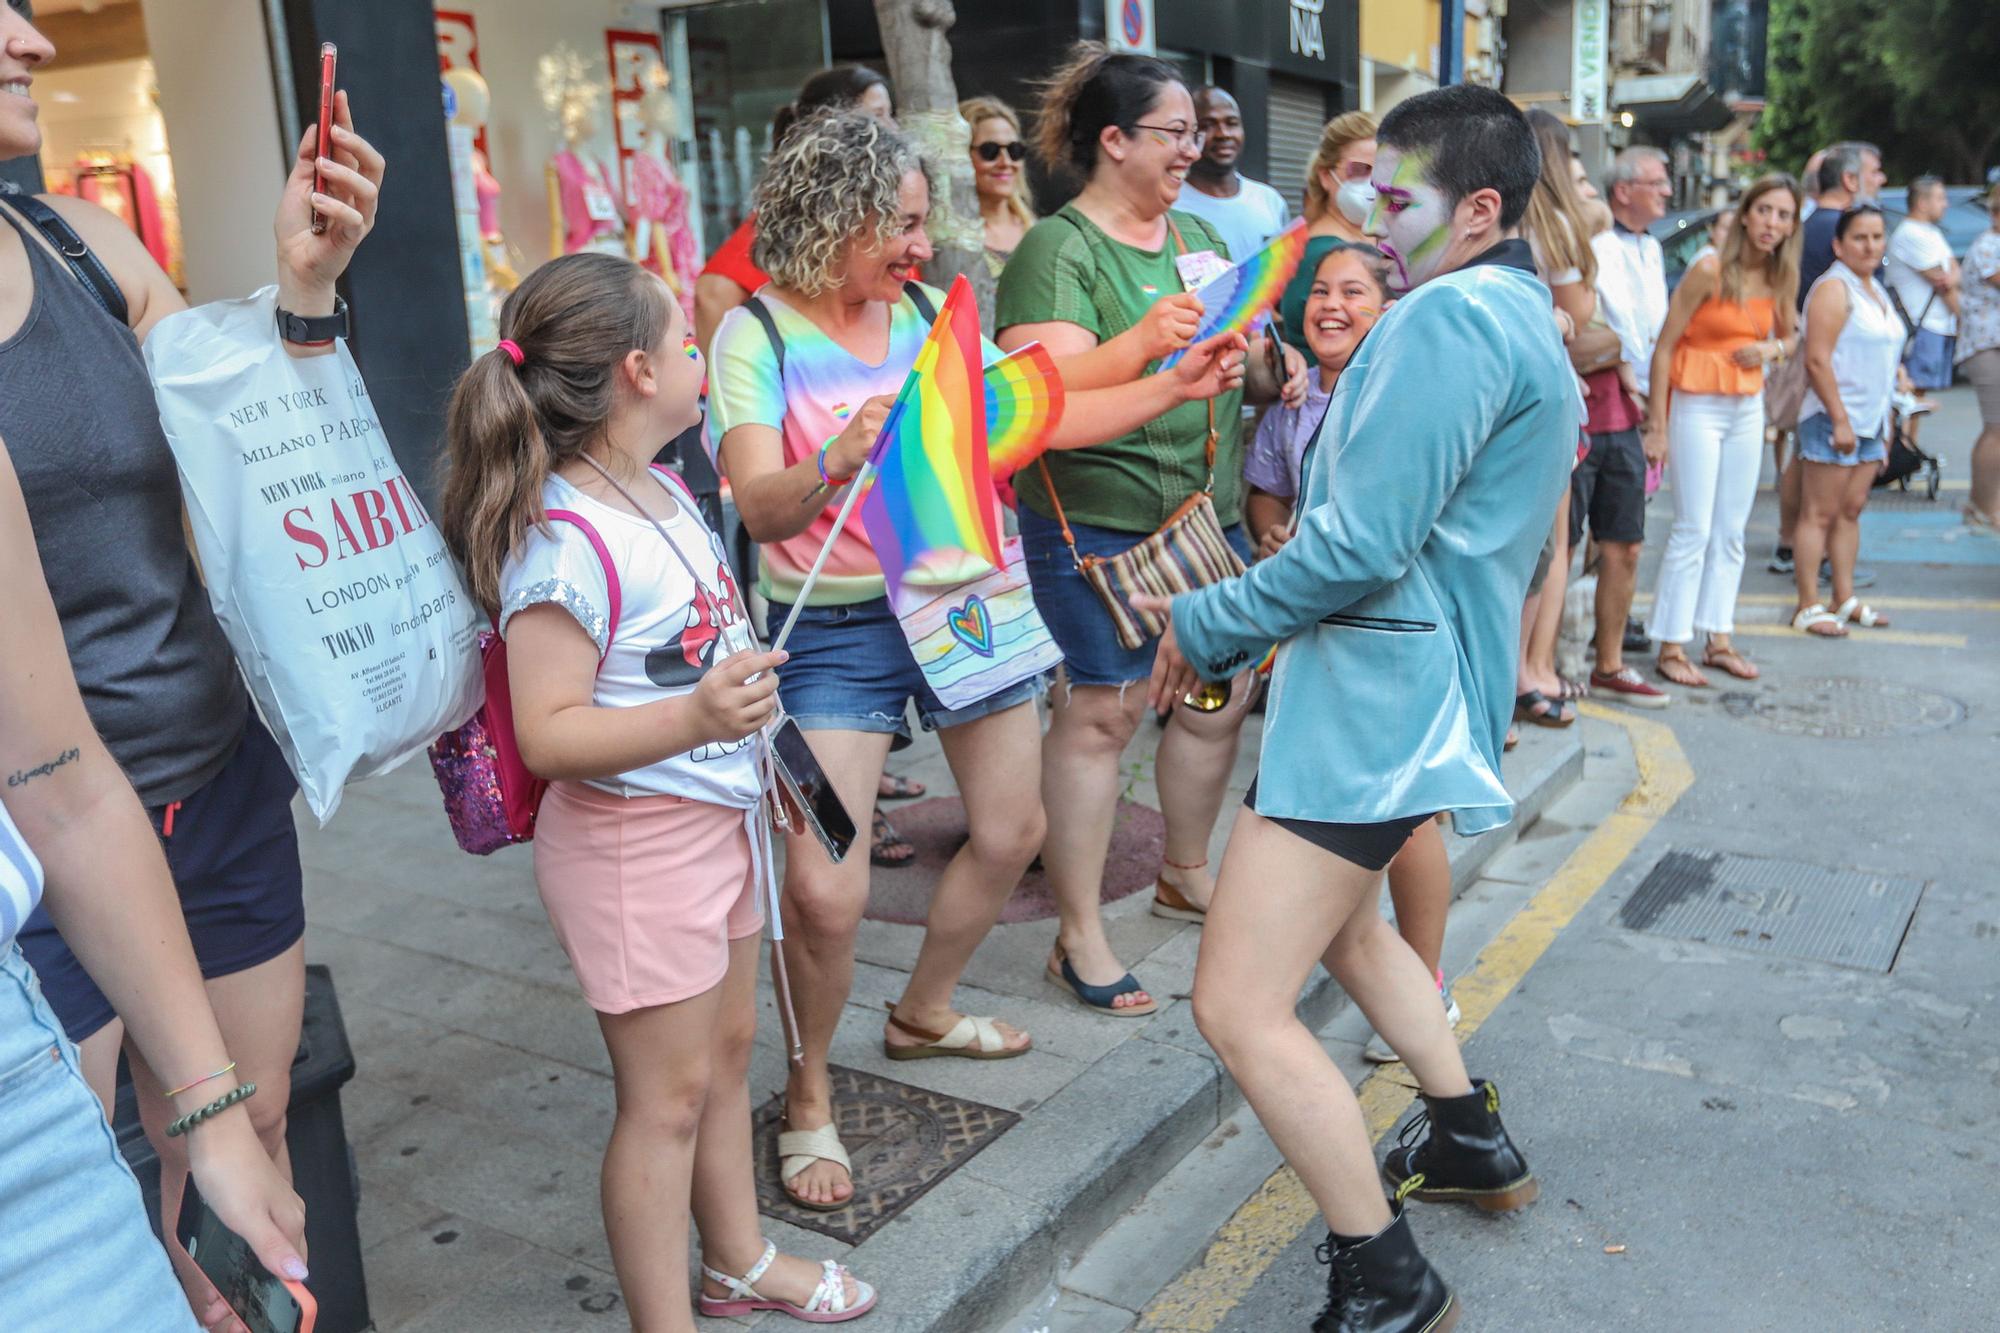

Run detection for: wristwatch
[[276, 295, 350, 345]]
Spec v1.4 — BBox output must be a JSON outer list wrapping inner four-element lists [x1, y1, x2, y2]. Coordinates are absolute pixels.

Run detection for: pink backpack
[[428, 510, 621, 854]]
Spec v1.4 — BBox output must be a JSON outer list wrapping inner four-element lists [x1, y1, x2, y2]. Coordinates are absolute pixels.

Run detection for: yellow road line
[[1135, 707, 1692, 1333], [1729, 623, 1967, 648], [1635, 592, 2000, 613]]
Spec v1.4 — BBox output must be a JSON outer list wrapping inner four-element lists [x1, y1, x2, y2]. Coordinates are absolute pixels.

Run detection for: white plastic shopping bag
[[144, 287, 482, 823]]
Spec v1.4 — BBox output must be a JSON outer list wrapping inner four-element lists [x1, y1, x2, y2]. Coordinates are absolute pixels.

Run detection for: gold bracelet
[[163, 1060, 237, 1100]]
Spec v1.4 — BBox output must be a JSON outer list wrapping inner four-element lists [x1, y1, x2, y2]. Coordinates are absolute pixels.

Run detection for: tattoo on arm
[[7, 747, 82, 789]]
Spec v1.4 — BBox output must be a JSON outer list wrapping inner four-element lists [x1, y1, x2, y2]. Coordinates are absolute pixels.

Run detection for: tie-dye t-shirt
[[709, 285, 1000, 606]]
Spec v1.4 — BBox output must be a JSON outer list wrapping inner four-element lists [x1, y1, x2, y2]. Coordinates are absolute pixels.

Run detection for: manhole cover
[[1718, 676, 1963, 739], [1619, 849, 1925, 971], [753, 1065, 1019, 1245]]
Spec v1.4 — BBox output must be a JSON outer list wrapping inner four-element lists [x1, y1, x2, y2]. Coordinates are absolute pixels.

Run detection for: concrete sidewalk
[[299, 702, 1581, 1331]]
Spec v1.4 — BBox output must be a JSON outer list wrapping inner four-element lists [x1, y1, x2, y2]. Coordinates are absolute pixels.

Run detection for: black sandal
[[871, 810, 915, 868], [878, 771, 926, 802], [1513, 690, 1574, 728]]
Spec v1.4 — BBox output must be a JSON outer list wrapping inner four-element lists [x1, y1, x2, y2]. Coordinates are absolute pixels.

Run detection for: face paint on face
[[1367, 148, 1452, 293]]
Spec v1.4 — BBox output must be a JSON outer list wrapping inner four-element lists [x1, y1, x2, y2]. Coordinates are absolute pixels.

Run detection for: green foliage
[[1753, 0, 2000, 184]]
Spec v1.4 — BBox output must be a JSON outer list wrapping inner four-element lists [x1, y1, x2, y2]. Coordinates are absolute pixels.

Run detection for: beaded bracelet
[[165, 1081, 257, 1138]]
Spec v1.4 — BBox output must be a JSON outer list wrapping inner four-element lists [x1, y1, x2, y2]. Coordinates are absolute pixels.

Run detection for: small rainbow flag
[[1160, 218, 1311, 368], [860, 275, 1004, 596], [984, 342, 1066, 480]]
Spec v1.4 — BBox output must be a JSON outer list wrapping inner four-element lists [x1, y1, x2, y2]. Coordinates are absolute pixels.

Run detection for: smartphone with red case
[[175, 1182, 317, 1333], [310, 42, 337, 234]]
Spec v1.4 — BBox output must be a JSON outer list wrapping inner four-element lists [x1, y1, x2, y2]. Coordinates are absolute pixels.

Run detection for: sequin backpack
[[428, 511, 621, 855]]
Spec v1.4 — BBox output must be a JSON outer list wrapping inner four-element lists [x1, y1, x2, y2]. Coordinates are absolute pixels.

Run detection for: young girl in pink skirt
[[440, 252, 876, 1329]]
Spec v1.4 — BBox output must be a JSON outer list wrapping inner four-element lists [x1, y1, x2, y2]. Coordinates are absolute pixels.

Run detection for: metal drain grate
[[752, 1064, 1019, 1245], [1619, 850, 1925, 972], [1720, 676, 1964, 739]]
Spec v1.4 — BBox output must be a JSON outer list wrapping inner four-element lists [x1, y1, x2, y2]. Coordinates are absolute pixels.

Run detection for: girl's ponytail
[[438, 252, 673, 615]]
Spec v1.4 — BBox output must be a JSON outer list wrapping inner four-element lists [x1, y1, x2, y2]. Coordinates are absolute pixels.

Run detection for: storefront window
[[433, 2, 707, 356], [684, 0, 827, 251], [31, 55, 185, 291]]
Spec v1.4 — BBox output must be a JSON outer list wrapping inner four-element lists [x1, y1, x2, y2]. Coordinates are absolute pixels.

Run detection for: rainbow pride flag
[[984, 342, 1066, 480], [1160, 218, 1311, 368], [860, 275, 1004, 596]]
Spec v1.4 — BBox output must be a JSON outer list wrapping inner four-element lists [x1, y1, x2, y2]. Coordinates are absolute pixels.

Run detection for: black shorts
[[16, 707, 305, 1042], [1570, 427, 1648, 548], [1244, 780, 1433, 873]]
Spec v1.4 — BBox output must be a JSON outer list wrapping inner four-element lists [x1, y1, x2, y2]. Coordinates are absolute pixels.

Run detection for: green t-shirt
[[995, 204, 1245, 534]]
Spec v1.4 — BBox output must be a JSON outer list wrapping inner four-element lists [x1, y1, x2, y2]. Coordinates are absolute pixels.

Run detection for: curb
[[840, 726, 1586, 1333]]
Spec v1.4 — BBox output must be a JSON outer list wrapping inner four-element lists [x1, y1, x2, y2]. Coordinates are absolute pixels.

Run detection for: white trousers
[[1645, 389, 1765, 645]]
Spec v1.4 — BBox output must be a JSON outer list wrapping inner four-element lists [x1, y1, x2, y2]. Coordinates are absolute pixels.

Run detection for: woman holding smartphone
[[0, 433, 308, 1332], [0, 8, 382, 1325]]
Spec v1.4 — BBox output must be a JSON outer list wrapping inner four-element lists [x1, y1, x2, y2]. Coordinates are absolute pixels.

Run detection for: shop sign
[[1106, 0, 1155, 55], [1288, 0, 1327, 62], [435, 10, 486, 157], [1571, 0, 1608, 124], [606, 29, 667, 205]]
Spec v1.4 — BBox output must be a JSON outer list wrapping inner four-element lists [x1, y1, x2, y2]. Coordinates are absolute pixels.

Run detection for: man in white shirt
[[1577, 145, 1671, 708], [1887, 175, 1960, 384], [1173, 86, 1290, 264]]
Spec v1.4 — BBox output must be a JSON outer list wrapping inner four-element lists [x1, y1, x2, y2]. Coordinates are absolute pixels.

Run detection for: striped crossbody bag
[[1033, 219, 1244, 650]]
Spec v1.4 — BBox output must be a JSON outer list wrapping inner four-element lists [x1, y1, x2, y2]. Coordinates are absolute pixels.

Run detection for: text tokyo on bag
[[144, 288, 482, 822]]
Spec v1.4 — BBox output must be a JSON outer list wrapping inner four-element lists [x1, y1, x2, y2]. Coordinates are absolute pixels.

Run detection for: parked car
[[1654, 207, 1726, 291]]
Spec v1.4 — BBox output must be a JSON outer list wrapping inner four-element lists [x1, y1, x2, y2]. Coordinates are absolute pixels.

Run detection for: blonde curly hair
[[751, 110, 932, 297]]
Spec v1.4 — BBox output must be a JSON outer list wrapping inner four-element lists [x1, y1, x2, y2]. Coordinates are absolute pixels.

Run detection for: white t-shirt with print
[[1885, 219, 1957, 335], [498, 472, 762, 808]]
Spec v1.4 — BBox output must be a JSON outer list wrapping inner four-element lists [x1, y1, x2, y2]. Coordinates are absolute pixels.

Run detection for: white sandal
[[778, 1120, 853, 1213], [698, 1238, 877, 1323], [1791, 604, 1847, 638], [1831, 595, 1888, 628]]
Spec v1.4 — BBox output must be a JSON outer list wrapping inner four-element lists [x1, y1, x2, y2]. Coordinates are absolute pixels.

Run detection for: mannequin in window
[[442, 67, 519, 291], [538, 48, 627, 259], [624, 61, 698, 319]]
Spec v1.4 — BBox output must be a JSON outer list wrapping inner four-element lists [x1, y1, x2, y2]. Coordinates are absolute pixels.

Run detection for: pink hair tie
[[497, 339, 525, 367]]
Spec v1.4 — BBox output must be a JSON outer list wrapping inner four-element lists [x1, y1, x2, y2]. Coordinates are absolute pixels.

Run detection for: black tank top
[[0, 199, 245, 806]]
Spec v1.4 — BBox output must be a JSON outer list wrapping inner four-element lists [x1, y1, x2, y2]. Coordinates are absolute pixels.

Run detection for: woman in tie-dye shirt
[[709, 109, 1244, 1213]]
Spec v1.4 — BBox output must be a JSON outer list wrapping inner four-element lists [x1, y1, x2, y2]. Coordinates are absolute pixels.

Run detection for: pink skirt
[[532, 781, 763, 1014]]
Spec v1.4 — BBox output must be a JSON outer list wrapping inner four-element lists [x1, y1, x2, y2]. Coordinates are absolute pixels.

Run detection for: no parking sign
[[1107, 0, 1155, 54]]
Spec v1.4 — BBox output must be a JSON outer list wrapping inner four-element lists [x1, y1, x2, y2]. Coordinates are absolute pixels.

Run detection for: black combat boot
[[1381, 1077, 1538, 1212], [1309, 1202, 1459, 1333]]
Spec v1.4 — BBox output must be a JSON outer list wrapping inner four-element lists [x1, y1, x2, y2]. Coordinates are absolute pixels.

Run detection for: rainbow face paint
[[1369, 148, 1453, 294], [682, 336, 700, 360]]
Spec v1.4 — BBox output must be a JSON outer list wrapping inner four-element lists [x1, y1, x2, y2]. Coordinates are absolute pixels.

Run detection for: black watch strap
[[276, 295, 349, 344]]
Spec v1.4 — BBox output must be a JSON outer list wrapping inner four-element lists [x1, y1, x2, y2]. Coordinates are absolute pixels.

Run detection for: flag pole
[[768, 453, 879, 658]]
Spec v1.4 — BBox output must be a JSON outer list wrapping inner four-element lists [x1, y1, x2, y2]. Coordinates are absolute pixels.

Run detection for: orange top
[[1671, 294, 1777, 396]]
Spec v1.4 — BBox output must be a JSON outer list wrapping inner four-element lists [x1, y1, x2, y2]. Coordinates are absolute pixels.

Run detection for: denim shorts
[[0, 945, 200, 1332], [1018, 504, 1254, 687], [765, 596, 1041, 737], [1797, 412, 1887, 466], [16, 707, 305, 1043]]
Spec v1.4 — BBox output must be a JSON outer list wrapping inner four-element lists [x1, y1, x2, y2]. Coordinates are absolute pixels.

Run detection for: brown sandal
[[1151, 856, 1209, 922], [1702, 644, 1760, 680], [1654, 651, 1709, 689]]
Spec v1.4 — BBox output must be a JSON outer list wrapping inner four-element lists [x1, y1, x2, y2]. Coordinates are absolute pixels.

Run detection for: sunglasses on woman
[[975, 141, 1027, 163]]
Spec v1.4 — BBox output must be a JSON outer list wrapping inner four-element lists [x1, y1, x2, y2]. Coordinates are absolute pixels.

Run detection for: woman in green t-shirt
[[997, 45, 1305, 1019]]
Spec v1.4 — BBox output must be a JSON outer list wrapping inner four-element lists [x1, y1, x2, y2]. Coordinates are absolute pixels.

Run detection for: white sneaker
[[1362, 984, 1461, 1063], [1893, 390, 1934, 419]]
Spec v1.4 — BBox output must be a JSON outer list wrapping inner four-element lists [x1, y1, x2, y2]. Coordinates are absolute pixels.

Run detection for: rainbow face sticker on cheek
[[682, 336, 700, 361], [1369, 148, 1453, 294]]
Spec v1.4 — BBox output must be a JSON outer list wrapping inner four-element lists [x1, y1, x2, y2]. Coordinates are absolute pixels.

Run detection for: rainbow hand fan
[[859, 275, 1004, 598], [1159, 218, 1310, 369], [983, 342, 1066, 480]]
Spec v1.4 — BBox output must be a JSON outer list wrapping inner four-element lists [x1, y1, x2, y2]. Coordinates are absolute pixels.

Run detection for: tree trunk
[[872, 0, 995, 330]]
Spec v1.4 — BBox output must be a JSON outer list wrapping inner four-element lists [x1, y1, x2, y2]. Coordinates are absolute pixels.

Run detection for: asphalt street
[[1031, 386, 1998, 1333]]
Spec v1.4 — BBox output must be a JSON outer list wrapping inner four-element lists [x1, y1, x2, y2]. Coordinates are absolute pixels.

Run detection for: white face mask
[[1336, 179, 1377, 227]]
